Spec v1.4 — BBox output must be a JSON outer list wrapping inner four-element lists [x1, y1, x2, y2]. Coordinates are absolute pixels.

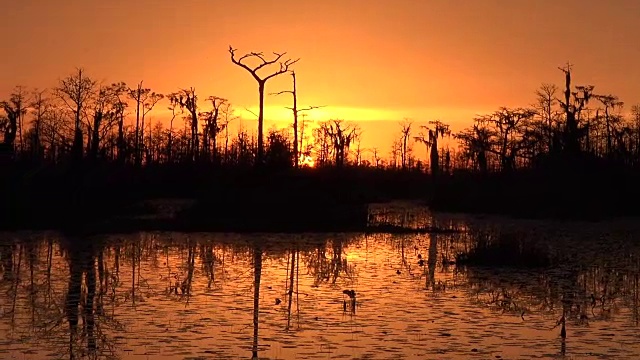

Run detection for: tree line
[[2, 56, 639, 175]]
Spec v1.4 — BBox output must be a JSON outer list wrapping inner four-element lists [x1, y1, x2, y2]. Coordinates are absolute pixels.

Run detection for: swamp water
[[2, 213, 640, 359]]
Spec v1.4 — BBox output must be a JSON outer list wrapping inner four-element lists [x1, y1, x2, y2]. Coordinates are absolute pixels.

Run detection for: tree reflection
[[306, 237, 356, 286], [1, 226, 639, 359], [251, 241, 262, 359], [458, 224, 640, 333]]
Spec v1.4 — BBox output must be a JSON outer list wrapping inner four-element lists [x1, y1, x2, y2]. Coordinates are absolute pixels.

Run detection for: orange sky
[[1, 0, 639, 158]]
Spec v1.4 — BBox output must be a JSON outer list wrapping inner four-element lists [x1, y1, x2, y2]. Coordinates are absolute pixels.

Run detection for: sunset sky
[[1, 0, 639, 156]]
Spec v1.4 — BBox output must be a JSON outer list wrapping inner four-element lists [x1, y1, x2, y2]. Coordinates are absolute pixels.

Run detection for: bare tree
[[372, 147, 381, 168], [455, 121, 492, 173], [487, 108, 535, 171], [415, 120, 451, 175], [166, 101, 181, 163], [399, 119, 413, 169], [595, 94, 624, 156], [88, 84, 125, 161], [127, 82, 163, 165], [56, 68, 96, 162], [1, 86, 30, 151], [557, 63, 594, 154], [199, 96, 227, 162], [168, 89, 198, 160], [270, 71, 323, 168], [318, 120, 359, 167], [29, 88, 51, 158], [229, 46, 299, 164], [298, 113, 315, 163], [220, 102, 239, 160], [535, 83, 558, 151], [109, 82, 128, 163]]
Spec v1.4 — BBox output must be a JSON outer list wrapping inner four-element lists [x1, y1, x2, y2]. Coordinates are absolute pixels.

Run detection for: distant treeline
[[1, 62, 640, 224]]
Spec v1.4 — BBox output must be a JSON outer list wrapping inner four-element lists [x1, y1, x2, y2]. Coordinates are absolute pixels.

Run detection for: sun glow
[[237, 105, 406, 124], [300, 155, 315, 168]]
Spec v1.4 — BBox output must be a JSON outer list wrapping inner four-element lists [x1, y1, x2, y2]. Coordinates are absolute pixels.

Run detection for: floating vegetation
[[455, 231, 552, 268]]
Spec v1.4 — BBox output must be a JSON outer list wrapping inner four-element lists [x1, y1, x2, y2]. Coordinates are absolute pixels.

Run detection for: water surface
[[2, 215, 640, 359]]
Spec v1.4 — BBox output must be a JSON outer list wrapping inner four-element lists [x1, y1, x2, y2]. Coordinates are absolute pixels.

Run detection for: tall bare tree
[[56, 68, 96, 162], [535, 83, 558, 151], [229, 46, 299, 164], [29, 89, 51, 158], [109, 82, 128, 163], [220, 102, 239, 160], [399, 119, 413, 169], [127, 82, 163, 165], [270, 71, 323, 168]]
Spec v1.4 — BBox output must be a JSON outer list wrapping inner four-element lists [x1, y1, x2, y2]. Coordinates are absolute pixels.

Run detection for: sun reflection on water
[[1, 219, 640, 359]]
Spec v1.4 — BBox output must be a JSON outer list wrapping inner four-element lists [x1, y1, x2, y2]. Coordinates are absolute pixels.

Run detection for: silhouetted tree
[[487, 107, 536, 171], [56, 68, 96, 162], [28, 88, 51, 160], [399, 119, 413, 169], [264, 129, 294, 169], [229, 46, 299, 164], [220, 102, 239, 161], [557, 63, 594, 155], [535, 83, 559, 151], [271, 71, 323, 168], [317, 120, 360, 168], [595, 94, 624, 157], [127, 82, 163, 165], [168, 88, 198, 161], [199, 96, 227, 162], [415, 120, 450, 175], [0, 87, 29, 151], [455, 121, 492, 173], [109, 82, 128, 163]]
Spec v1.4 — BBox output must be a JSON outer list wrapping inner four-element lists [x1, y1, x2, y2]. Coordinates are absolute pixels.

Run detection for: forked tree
[[229, 46, 299, 164]]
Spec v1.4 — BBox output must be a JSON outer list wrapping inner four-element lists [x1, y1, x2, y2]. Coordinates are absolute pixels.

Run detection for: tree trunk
[[292, 72, 299, 168], [430, 138, 439, 176], [134, 85, 141, 167], [251, 246, 263, 359], [257, 82, 265, 165], [117, 111, 125, 163], [90, 112, 102, 161]]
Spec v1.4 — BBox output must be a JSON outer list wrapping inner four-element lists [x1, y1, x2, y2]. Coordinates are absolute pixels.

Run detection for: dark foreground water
[[2, 212, 640, 359]]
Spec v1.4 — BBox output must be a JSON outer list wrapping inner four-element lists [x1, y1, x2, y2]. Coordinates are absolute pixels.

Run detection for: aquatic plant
[[455, 231, 552, 268]]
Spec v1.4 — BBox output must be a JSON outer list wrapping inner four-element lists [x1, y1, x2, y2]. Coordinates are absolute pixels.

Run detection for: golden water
[[1, 221, 640, 359]]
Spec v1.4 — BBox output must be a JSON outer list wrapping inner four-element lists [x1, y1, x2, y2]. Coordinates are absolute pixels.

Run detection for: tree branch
[[243, 107, 259, 119], [229, 46, 299, 83], [270, 90, 294, 96]]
